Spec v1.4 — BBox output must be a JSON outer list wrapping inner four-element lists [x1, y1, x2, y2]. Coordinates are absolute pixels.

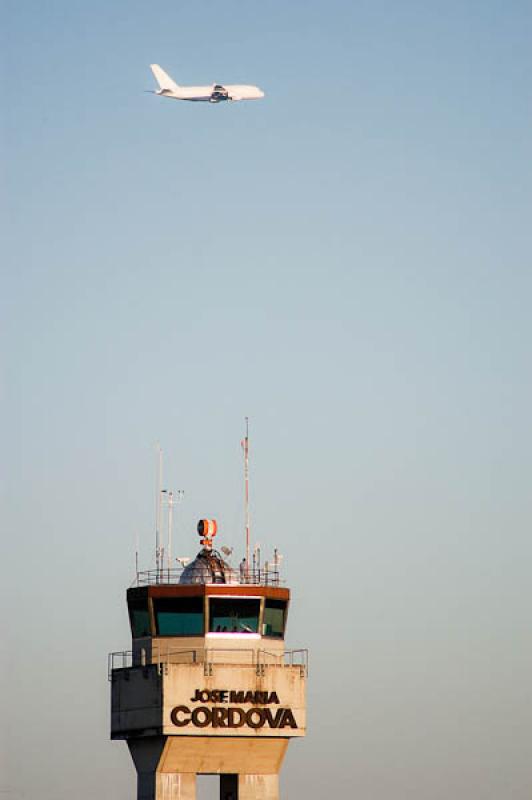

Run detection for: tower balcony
[[109, 646, 308, 679], [135, 567, 282, 587]]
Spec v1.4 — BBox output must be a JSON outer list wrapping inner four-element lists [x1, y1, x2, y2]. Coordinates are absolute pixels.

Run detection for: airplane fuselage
[[149, 64, 264, 104], [157, 85, 264, 103]]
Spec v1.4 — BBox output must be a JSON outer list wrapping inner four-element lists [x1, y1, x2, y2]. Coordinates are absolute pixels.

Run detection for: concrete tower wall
[[111, 550, 307, 799], [112, 662, 306, 739]]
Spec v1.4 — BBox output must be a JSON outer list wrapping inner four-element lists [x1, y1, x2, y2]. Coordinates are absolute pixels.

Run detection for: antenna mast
[[242, 417, 250, 578], [166, 489, 185, 573], [155, 444, 163, 581], [167, 491, 173, 575]]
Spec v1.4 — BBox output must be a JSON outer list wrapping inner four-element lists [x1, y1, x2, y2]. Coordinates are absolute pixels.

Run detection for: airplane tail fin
[[150, 64, 180, 92]]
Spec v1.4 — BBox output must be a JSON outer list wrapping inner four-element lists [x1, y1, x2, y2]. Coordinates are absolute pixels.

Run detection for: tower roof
[[179, 548, 238, 585]]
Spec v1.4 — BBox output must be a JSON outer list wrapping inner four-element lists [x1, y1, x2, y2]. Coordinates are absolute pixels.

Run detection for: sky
[[2, 1, 532, 798]]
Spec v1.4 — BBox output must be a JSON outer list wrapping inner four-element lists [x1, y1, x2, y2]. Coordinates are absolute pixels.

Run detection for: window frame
[[128, 596, 153, 639], [152, 595, 206, 637], [206, 595, 263, 635], [262, 597, 287, 639]]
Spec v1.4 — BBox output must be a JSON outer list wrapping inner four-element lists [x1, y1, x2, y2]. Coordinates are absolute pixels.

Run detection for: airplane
[[148, 64, 265, 104]]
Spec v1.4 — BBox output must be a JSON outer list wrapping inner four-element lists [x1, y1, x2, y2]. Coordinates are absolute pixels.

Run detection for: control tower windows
[[263, 599, 286, 638], [209, 598, 260, 633], [154, 596, 204, 636], [128, 598, 151, 638]]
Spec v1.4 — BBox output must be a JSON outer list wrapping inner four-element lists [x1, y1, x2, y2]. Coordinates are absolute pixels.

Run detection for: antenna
[[253, 542, 261, 579], [155, 444, 163, 581], [241, 417, 250, 578], [161, 489, 169, 576], [167, 491, 173, 574], [166, 489, 185, 572]]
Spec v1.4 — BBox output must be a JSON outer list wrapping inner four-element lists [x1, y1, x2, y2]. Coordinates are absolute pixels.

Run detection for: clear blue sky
[[2, 1, 532, 798]]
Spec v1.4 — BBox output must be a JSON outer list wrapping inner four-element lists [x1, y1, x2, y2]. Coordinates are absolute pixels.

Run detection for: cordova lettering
[[171, 705, 297, 730]]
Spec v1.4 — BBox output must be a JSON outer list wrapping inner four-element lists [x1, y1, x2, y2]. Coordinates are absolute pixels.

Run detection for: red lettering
[[227, 708, 245, 728], [263, 708, 285, 728], [170, 706, 190, 727], [211, 707, 228, 728], [246, 708, 265, 729], [279, 709, 297, 729], [191, 707, 212, 728]]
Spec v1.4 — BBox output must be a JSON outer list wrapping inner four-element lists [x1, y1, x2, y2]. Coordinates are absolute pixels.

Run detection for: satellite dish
[[177, 557, 190, 567], [221, 546, 233, 558]]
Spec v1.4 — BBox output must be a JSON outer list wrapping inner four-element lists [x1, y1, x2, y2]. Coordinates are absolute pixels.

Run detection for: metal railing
[[108, 647, 308, 680], [135, 567, 282, 587]]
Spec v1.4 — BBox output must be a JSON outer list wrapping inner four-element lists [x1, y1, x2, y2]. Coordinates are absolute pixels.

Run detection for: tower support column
[[156, 773, 196, 800], [136, 769, 197, 799], [238, 774, 279, 800], [220, 774, 238, 800], [128, 738, 197, 800]]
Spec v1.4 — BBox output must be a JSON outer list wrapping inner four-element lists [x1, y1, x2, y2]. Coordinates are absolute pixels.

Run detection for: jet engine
[[210, 84, 229, 103]]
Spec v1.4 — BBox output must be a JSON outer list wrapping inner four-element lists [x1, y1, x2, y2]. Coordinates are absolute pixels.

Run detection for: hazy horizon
[[3, 1, 532, 798]]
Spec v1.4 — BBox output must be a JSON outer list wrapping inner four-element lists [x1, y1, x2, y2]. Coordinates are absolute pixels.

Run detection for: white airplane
[[149, 64, 265, 104]]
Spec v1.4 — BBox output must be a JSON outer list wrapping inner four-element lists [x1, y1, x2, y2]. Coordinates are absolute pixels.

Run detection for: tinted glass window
[[154, 597, 204, 635], [130, 608, 151, 638], [263, 599, 286, 638], [128, 595, 151, 638], [209, 598, 260, 633]]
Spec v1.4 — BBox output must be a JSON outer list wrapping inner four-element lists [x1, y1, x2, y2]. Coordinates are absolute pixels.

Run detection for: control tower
[[109, 519, 307, 800]]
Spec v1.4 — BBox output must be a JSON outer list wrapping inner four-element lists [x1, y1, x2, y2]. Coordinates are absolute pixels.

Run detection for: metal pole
[[135, 531, 139, 585], [155, 445, 163, 581], [167, 491, 173, 576], [242, 417, 250, 578]]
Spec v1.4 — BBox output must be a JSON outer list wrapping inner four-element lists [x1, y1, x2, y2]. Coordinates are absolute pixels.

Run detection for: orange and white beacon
[[109, 437, 307, 800]]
